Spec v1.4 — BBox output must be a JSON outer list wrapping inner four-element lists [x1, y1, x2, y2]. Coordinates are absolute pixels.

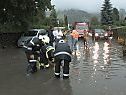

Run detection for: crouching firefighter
[[39, 35, 55, 69], [23, 32, 46, 73], [54, 39, 72, 78]]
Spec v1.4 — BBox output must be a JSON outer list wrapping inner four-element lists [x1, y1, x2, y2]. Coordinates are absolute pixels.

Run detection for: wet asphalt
[[1, 37, 126, 95]]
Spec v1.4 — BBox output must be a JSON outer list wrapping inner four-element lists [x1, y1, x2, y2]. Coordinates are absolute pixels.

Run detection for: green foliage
[[32, 24, 50, 30], [90, 16, 100, 25], [58, 19, 64, 27], [112, 8, 119, 22], [64, 15, 68, 28], [90, 25, 107, 30], [35, 0, 52, 11], [113, 26, 126, 39], [0, 23, 22, 33], [0, 0, 52, 33], [0, 0, 35, 32], [101, 0, 113, 25], [50, 6, 58, 27]]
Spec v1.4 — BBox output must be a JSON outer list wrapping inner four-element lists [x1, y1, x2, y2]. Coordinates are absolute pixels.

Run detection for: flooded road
[[0, 38, 126, 95], [70, 39, 126, 95]]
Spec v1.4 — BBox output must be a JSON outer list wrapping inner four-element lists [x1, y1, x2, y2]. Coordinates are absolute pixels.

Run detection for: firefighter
[[39, 35, 55, 69], [53, 28, 63, 45], [23, 32, 47, 73], [54, 39, 72, 79], [45, 45, 55, 63], [24, 36, 44, 73]]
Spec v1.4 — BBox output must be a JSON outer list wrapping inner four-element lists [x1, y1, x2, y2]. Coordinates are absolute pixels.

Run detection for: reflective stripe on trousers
[[29, 60, 37, 62], [63, 74, 69, 76], [55, 73, 60, 75]]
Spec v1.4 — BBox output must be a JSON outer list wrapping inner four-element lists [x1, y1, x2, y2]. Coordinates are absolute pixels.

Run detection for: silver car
[[17, 29, 47, 47]]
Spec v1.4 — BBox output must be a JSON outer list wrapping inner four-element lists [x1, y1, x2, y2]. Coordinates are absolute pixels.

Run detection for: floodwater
[[70, 38, 126, 95], [0, 38, 126, 95]]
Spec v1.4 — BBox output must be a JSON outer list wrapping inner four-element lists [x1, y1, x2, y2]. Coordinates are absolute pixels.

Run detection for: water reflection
[[83, 47, 90, 62], [91, 41, 113, 80], [70, 39, 126, 95], [102, 42, 112, 79], [103, 42, 111, 65], [92, 42, 99, 61]]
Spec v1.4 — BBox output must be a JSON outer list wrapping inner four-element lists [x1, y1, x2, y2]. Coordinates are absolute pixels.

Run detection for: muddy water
[[0, 38, 126, 95], [70, 39, 126, 95]]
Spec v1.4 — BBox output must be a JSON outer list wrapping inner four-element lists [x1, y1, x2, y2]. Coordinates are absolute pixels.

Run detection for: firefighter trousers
[[55, 59, 70, 77]]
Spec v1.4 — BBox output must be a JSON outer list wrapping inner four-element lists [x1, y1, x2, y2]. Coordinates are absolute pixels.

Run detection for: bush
[[32, 24, 50, 30]]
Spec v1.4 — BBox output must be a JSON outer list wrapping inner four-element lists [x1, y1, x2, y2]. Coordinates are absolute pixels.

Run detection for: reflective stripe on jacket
[[54, 51, 71, 58]]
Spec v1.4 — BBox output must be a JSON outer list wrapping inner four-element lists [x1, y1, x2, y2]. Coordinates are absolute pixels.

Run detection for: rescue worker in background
[[70, 29, 79, 51], [61, 29, 66, 40], [47, 26, 54, 46], [91, 30, 95, 41], [83, 30, 88, 46], [53, 28, 63, 45], [39, 35, 55, 69], [54, 39, 72, 79]]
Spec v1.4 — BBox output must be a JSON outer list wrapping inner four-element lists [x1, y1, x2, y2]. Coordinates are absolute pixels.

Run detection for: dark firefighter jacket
[[40, 45, 55, 59], [54, 42, 72, 62], [24, 36, 44, 54]]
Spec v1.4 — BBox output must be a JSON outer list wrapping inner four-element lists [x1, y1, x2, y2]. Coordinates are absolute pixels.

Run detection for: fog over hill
[[52, 0, 126, 13], [57, 9, 100, 24]]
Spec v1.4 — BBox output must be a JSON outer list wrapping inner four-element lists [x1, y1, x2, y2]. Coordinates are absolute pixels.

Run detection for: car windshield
[[95, 29, 105, 33], [23, 30, 38, 36]]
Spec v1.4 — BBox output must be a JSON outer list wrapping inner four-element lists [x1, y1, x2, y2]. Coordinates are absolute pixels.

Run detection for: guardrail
[[111, 26, 126, 30], [111, 26, 126, 56], [111, 26, 126, 38]]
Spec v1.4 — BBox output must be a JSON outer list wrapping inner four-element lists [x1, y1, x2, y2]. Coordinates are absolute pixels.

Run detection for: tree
[[90, 16, 100, 29], [112, 8, 119, 22], [50, 6, 58, 27], [90, 16, 99, 25], [101, 0, 113, 25], [0, 0, 52, 32], [119, 9, 126, 20], [64, 15, 68, 29], [0, 0, 34, 31]]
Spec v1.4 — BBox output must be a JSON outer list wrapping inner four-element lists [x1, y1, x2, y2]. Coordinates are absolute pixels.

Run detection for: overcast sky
[[51, 0, 126, 13]]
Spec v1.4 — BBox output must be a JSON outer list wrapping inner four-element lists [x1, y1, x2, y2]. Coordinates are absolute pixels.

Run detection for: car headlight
[[104, 33, 108, 36], [95, 33, 98, 36], [88, 33, 92, 36]]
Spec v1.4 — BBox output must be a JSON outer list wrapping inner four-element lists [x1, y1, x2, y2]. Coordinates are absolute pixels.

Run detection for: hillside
[[57, 9, 93, 24]]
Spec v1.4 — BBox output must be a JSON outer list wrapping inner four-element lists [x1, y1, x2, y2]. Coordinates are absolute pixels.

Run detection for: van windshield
[[76, 25, 88, 30]]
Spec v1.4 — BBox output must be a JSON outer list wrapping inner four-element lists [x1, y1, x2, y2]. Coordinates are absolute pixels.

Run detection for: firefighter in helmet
[[39, 35, 55, 69], [54, 39, 72, 79]]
